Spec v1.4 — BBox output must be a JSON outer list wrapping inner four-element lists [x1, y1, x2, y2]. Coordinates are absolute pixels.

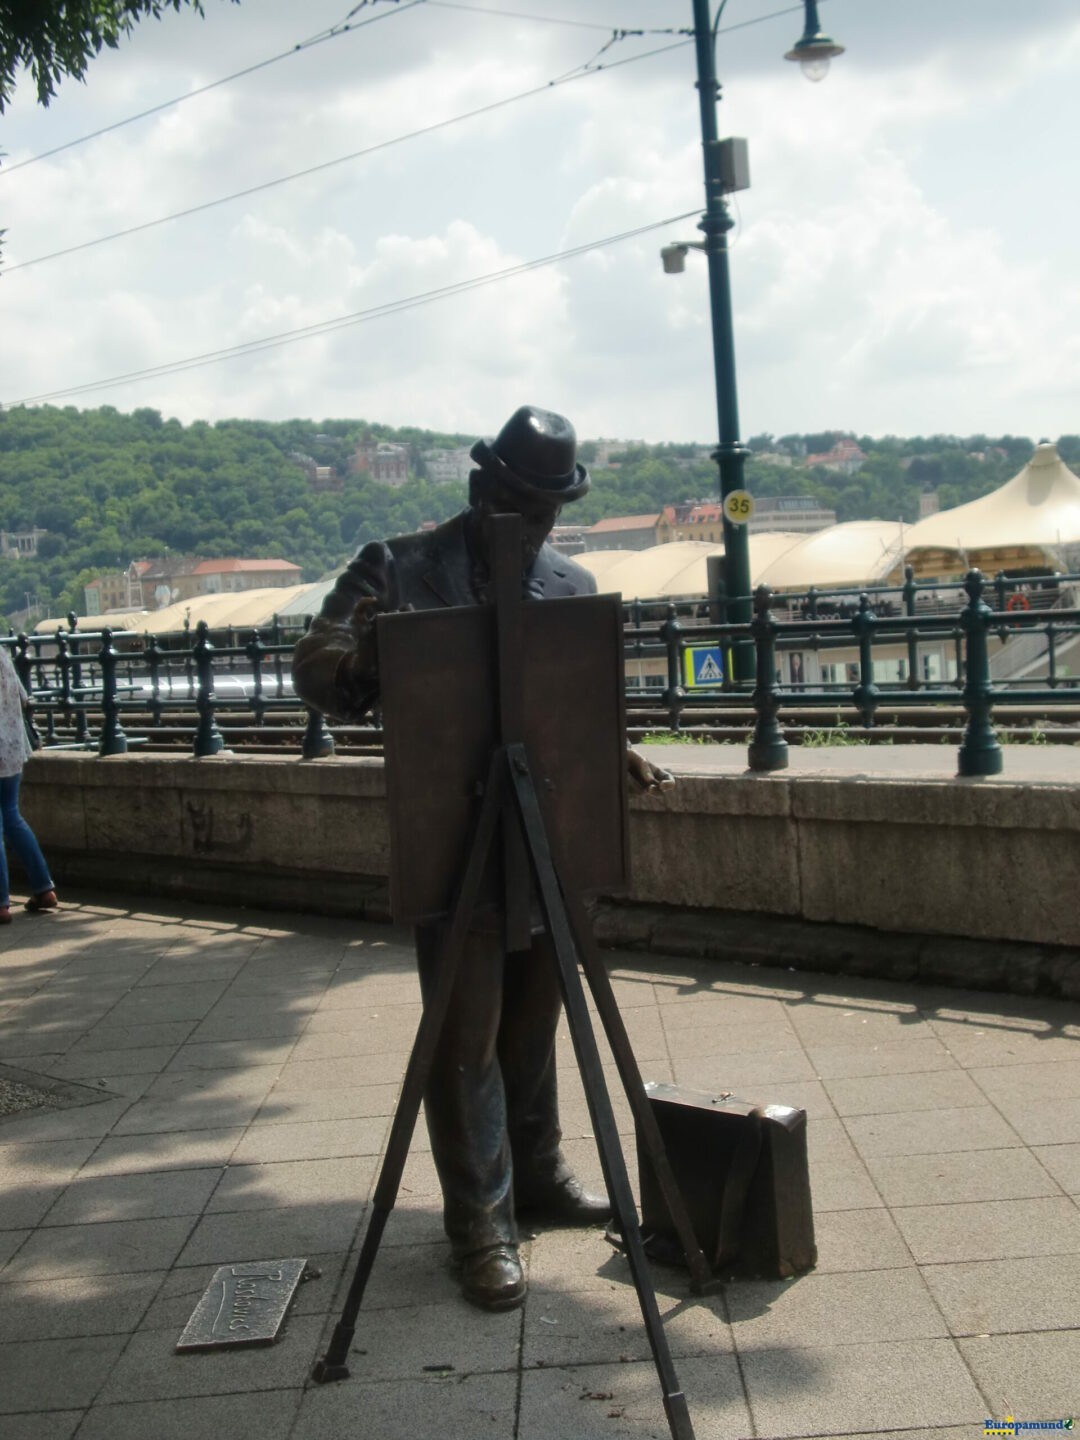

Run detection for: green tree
[[0, 1, 232, 111]]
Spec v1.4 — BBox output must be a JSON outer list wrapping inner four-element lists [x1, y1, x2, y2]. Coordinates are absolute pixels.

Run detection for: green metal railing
[[10, 567, 1080, 777]]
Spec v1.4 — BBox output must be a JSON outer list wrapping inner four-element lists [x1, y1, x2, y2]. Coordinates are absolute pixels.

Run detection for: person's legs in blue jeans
[[0, 773, 54, 901]]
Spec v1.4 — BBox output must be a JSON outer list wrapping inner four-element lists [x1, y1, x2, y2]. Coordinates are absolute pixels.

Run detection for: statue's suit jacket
[[292, 510, 597, 721]]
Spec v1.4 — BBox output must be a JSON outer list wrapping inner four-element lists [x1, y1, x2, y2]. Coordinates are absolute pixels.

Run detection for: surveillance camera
[[660, 244, 688, 275]]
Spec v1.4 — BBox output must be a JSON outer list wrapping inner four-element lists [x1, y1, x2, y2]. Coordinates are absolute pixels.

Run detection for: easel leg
[[507, 747, 696, 1440], [313, 757, 507, 1383]]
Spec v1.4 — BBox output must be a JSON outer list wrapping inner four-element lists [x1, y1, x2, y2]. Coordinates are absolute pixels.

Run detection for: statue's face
[[475, 486, 561, 569]]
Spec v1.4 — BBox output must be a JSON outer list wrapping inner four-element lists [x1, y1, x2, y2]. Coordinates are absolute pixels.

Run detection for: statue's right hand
[[351, 596, 379, 631]]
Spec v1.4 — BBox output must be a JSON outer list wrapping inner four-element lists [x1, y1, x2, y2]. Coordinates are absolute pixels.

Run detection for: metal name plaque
[[176, 1257, 307, 1352]]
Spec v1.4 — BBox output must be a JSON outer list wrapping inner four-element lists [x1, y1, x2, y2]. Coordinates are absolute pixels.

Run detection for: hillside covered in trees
[[0, 404, 1076, 624]]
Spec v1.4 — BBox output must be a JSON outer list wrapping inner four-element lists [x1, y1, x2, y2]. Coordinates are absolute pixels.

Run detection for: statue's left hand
[[627, 747, 675, 793]]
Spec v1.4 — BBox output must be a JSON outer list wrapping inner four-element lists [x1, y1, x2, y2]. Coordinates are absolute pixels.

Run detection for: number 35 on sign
[[723, 490, 754, 525]]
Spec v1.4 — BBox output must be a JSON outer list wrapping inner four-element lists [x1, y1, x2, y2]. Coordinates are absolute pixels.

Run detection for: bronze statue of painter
[[293, 405, 670, 1312]]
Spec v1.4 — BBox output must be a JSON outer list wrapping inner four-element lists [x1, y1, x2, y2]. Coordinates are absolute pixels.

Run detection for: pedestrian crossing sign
[[683, 646, 725, 688]]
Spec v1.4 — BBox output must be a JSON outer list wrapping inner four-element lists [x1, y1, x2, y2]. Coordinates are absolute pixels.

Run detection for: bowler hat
[[470, 406, 590, 504]]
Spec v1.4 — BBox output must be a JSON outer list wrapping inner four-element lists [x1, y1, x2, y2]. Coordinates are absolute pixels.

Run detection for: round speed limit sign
[[723, 490, 755, 525]]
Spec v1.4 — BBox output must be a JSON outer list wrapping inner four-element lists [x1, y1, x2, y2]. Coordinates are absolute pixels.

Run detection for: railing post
[[98, 628, 129, 756], [851, 593, 880, 726], [246, 629, 267, 726], [146, 634, 164, 726], [957, 568, 1002, 777], [13, 632, 32, 697], [192, 620, 225, 757], [902, 565, 919, 689], [302, 706, 336, 759], [660, 602, 684, 733], [67, 611, 90, 743], [748, 585, 788, 771]]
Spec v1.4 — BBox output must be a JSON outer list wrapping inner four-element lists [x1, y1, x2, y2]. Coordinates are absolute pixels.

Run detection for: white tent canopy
[[578, 534, 802, 599], [903, 442, 1080, 567], [754, 521, 906, 593]]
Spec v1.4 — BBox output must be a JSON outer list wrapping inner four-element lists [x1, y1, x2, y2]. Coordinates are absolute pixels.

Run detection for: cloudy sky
[[1, 0, 1078, 442]]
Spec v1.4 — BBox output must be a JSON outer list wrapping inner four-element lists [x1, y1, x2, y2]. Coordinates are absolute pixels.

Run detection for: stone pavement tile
[[0, 1137, 100, 1181], [680, 1050, 818, 1089], [100, 982, 231, 1025], [74, 1072, 157, 1101], [377, 1201, 444, 1252], [291, 1371, 517, 1440], [524, 1285, 734, 1369], [657, 992, 793, 1027], [825, 1069, 986, 1117], [43, 1166, 222, 1227], [229, 1117, 387, 1165], [337, 1297, 522, 1382], [806, 1145, 883, 1212], [993, 1097, 1080, 1146], [331, 1240, 461, 1311], [0, 1413, 84, 1440], [0, 1099, 131, 1145], [959, 1331, 1080, 1414], [0, 1335, 128, 1413], [0, 1029, 87, 1058], [818, 1432, 975, 1440], [144, 1064, 282, 1101], [96, 1313, 324, 1403], [189, 1008, 314, 1043], [1033, 1142, 1080, 1193], [526, 1228, 638, 1296], [206, 1156, 377, 1214], [0, 1183, 67, 1229], [661, 1020, 802, 1059], [2, 1215, 195, 1283], [301, 1000, 421, 1036], [971, 1059, 1080, 1102], [738, 1337, 985, 1436], [726, 1268, 946, 1346], [932, 1027, 1080, 1069], [71, 1021, 196, 1051], [784, 1008, 934, 1046], [139, 1252, 346, 1332], [251, 1083, 399, 1128], [163, 1039, 297, 1072], [866, 1147, 1061, 1207], [922, 1253, 1080, 1336], [176, 1203, 362, 1267], [270, 1055, 406, 1093], [288, 1021, 419, 1062], [805, 1037, 960, 1080], [894, 1195, 1080, 1264], [75, 1389, 303, 1440], [110, 1072, 277, 1136], [809, 1207, 914, 1273], [0, 1228, 28, 1265], [38, 1046, 177, 1078], [521, 1355, 749, 1440], [0, 1271, 162, 1342], [845, 1105, 1022, 1158], [317, 975, 420, 1009], [79, 1127, 243, 1177]]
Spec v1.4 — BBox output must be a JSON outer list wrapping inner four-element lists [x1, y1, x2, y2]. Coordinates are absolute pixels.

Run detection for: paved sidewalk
[[0, 894, 1078, 1440]]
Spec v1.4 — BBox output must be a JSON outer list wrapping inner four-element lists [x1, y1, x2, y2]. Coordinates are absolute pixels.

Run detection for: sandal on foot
[[25, 890, 58, 913]]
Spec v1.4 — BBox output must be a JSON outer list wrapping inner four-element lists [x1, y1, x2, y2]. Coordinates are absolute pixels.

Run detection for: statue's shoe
[[459, 1244, 526, 1312], [516, 1173, 612, 1227]]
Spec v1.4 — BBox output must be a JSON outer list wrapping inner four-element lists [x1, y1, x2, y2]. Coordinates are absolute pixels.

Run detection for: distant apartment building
[[756, 451, 794, 468], [591, 439, 646, 468], [191, 559, 302, 595], [585, 515, 662, 551], [350, 441, 410, 486], [749, 495, 837, 534], [804, 439, 865, 476], [656, 503, 724, 544], [548, 524, 589, 556], [918, 490, 940, 518], [84, 560, 152, 616], [422, 448, 474, 484], [1, 527, 47, 559]]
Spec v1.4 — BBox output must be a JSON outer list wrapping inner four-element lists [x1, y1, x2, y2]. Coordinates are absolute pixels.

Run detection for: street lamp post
[[671, 0, 843, 680]]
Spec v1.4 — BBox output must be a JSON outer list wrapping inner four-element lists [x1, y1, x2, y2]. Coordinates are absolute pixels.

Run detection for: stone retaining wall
[[19, 752, 1080, 998]]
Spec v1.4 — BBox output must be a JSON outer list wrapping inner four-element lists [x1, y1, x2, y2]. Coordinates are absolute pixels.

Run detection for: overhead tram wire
[[0, 0, 424, 178], [2, 37, 692, 276], [5, 208, 700, 407]]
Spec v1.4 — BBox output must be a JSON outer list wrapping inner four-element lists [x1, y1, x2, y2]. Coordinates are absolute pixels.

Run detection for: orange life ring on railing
[[1006, 593, 1031, 612]]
